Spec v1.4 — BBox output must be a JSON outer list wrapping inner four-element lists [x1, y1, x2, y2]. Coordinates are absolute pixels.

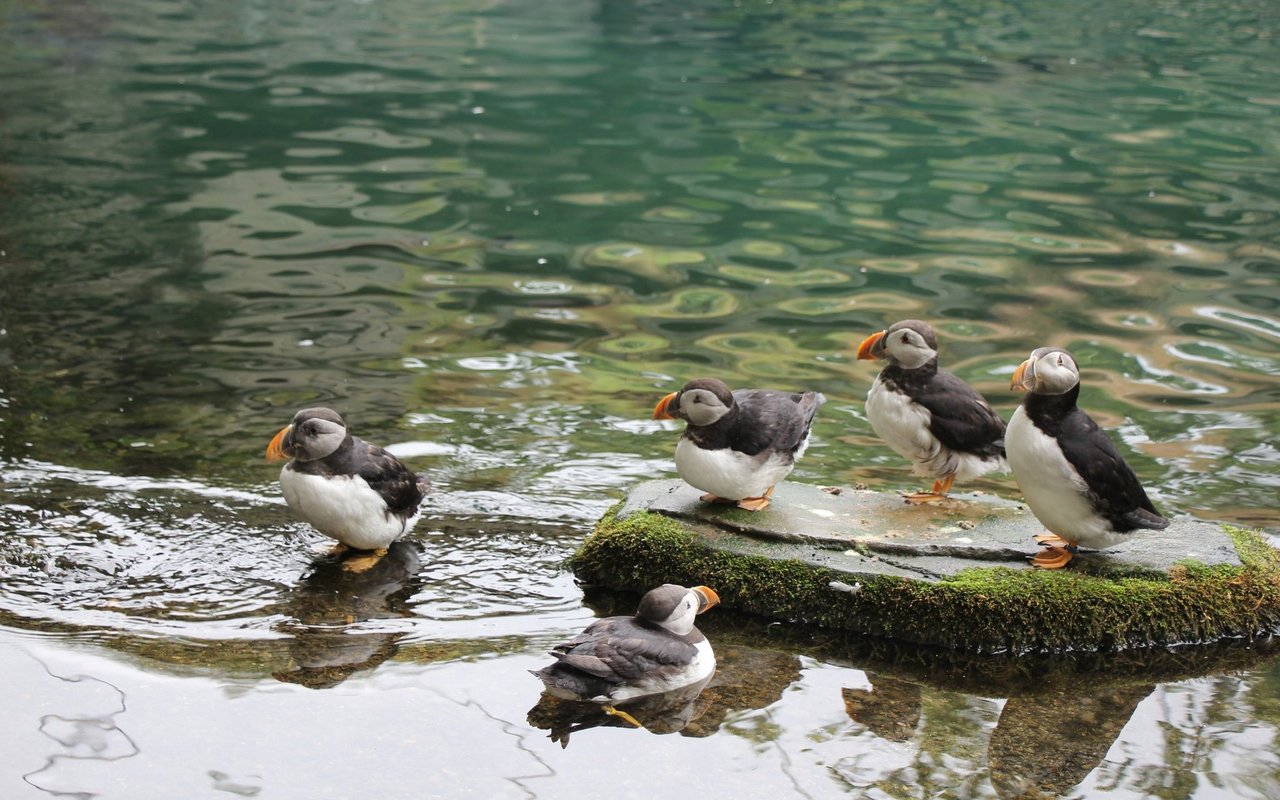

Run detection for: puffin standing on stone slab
[[266, 407, 431, 572], [531, 584, 720, 726], [1007, 347, 1169, 569], [652, 378, 825, 511], [856, 320, 1007, 502]]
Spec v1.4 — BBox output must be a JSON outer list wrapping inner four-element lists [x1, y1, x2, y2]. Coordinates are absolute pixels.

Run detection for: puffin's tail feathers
[[1123, 506, 1170, 530], [530, 664, 613, 701]]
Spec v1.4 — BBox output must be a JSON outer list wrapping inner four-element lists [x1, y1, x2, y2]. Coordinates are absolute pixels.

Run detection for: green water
[[1, 1, 1278, 797]]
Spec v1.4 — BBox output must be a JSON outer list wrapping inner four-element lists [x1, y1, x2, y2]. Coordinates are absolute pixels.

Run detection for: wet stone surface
[[617, 480, 1244, 582]]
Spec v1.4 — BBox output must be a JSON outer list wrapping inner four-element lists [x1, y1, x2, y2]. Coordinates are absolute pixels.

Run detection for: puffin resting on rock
[[856, 320, 1007, 503], [531, 584, 720, 727], [653, 378, 825, 512], [1006, 347, 1169, 569], [267, 407, 431, 572]]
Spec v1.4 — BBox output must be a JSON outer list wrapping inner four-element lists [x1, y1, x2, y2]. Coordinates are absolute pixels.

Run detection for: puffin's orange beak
[[692, 586, 720, 613], [856, 330, 886, 360], [266, 425, 293, 462], [652, 391, 679, 420], [1010, 358, 1034, 392]]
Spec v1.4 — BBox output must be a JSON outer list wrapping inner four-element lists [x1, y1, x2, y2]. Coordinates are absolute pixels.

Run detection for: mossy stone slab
[[616, 479, 1241, 580], [574, 480, 1280, 653]]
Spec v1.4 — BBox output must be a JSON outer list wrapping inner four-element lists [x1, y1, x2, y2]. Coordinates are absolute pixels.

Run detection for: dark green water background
[[1, 1, 1278, 798]]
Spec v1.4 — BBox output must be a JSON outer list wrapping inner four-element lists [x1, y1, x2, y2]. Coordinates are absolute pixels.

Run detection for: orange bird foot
[[1033, 533, 1072, 548], [902, 475, 956, 505], [602, 705, 644, 728], [1030, 545, 1077, 570], [341, 547, 389, 573], [902, 491, 946, 505], [735, 486, 775, 512], [699, 493, 736, 505]]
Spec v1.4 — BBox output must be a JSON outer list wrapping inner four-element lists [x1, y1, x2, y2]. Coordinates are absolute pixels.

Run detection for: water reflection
[[17, 650, 139, 799], [527, 643, 802, 747], [989, 684, 1155, 799], [842, 673, 922, 743], [272, 541, 422, 689], [527, 676, 714, 747]]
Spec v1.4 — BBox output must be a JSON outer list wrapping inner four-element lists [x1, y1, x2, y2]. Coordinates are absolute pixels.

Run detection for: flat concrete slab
[[617, 479, 1242, 582]]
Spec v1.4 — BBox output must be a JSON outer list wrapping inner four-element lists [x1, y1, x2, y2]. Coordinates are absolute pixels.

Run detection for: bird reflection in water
[[528, 643, 804, 748], [841, 672, 923, 743], [838, 670, 1156, 797], [527, 675, 715, 747], [988, 683, 1155, 799], [272, 541, 422, 689]]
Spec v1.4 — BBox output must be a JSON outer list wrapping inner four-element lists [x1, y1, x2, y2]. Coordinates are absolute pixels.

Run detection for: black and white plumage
[[856, 320, 1007, 502], [530, 584, 720, 705], [1007, 347, 1169, 569], [652, 378, 825, 511], [266, 408, 431, 565]]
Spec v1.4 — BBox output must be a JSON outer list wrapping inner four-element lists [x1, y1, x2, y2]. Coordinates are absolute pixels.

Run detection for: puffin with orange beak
[[1006, 347, 1168, 569], [531, 584, 720, 724], [856, 320, 1006, 502], [652, 378, 824, 511], [266, 407, 431, 571]]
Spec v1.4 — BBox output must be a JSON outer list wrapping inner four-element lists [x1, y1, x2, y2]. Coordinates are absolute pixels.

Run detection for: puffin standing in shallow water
[[652, 378, 825, 511], [856, 320, 1007, 502], [266, 407, 431, 572], [531, 584, 720, 725], [1007, 347, 1169, 569]]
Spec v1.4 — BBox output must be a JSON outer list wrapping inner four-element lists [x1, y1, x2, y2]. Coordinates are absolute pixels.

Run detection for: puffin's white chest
[[673, 438, 796, 500], [605, 638, 716, 702], [1006, 408, 1121, 548], [279, 466, 414, 550], [865, 376, 938, 466]]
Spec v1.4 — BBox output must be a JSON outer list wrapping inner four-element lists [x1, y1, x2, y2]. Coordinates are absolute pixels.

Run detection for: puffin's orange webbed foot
[[902, 491, 945, 505], [1033, 533, 1072, 548], [341, 547, 389, 573], [602, 705, 644, 728], [735, 486, 775, 512], [902, 474, 955, 504], [699, 493, 736, 505], [1030, 545, 1076, 570]]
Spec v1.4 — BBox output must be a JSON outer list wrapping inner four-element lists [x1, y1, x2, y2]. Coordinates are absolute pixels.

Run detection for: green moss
[[572, 506, 1280, 654]]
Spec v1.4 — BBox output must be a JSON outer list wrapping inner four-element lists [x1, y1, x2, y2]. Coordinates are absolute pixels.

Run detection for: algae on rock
[[571, 481, 1280, 654]]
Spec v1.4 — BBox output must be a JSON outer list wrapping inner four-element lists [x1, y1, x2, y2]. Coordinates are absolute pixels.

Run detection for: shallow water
[[1, 0, 1279, 797]]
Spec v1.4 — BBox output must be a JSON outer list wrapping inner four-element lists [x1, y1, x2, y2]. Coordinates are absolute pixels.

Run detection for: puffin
[[266, 407, 431, 572], [1006, 347, 1169, 569], [856, 320, 1007, 502], [652, 378, 825, 511], [530, 584, 720, 726]]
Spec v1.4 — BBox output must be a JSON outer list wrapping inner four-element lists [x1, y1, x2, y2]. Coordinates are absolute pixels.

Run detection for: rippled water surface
[[1, 0, 1278, 797]]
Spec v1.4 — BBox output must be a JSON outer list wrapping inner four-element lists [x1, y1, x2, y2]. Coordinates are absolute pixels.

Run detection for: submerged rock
[[572, 480, 1280, 654]]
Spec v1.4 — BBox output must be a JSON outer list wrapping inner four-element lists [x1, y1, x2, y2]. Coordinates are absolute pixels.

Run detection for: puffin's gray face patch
[[679, 388, 731, 427], [885, 329, 937, 369], [1033, 350, 1080, 395], [292, 417, 347, 461], [645, 587, 698, 636]]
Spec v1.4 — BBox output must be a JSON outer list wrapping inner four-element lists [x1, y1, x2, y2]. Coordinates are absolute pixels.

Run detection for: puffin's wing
[[1057, 411, 1168, 530], [915, 371, 1006, 457], [354, 439, 427, 517], [552, 619, 699, 682], [729, 390, 826, 456]]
